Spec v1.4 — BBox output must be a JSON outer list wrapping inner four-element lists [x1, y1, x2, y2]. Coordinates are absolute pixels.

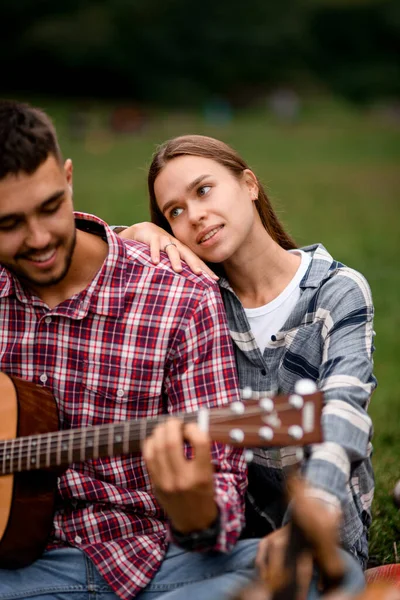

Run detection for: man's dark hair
[[0, 100, 63, 180]]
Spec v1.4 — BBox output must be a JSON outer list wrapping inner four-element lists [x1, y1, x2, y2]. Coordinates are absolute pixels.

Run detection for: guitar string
[[0, 401, 315, 469], [0, 401, 307, 450]]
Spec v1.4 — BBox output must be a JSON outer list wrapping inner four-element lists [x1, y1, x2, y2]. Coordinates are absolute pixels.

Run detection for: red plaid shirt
[[0, 213, 247, 600]]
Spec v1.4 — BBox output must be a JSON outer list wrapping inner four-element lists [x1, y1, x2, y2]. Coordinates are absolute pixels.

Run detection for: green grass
[[20, 95, 400, 565]]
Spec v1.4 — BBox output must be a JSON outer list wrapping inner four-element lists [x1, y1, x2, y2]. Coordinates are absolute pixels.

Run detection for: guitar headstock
[[208, 379, 323, 448]]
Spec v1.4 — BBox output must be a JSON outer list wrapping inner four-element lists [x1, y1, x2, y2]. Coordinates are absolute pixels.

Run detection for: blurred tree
[[1, 0, 398, 105]]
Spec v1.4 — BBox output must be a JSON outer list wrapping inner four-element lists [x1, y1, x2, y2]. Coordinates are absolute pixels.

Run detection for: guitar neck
[[0, 413, 198, 475], [0, 389, 323, 476]]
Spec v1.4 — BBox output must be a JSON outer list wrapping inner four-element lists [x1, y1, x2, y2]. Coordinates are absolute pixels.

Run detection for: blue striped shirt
[[219, 243, 376, 566]]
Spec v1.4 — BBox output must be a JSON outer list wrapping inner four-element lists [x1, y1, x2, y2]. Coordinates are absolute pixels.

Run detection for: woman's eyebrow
[[162, 174, 211, 215]]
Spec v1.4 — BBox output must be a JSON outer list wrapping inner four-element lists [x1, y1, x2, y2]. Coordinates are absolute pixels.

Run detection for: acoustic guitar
[[0, 372, 323, 570]]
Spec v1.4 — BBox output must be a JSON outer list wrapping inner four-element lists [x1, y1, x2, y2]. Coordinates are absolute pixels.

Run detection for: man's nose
[[25, 221, 52, 249]]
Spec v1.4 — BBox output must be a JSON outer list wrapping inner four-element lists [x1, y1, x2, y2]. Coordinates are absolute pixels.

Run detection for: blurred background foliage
[[2, 0, 399, 105], [2, 0, 400, 570]]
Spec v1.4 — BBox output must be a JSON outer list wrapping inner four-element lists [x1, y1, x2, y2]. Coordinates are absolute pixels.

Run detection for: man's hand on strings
[[142, 417, 218, 533]]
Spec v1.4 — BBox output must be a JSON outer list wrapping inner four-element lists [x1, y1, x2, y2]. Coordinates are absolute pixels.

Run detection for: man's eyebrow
[[41, 190, 65, 207], [0, 190, 65, 224], [161, 175, 211, 215]]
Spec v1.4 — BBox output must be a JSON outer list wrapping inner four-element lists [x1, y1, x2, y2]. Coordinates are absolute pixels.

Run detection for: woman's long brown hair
[[148, 134, 296, 251]]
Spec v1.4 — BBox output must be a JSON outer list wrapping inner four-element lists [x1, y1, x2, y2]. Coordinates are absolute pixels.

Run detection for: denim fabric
[[0, 542, 364, 600], [0, 542, 257, 600]]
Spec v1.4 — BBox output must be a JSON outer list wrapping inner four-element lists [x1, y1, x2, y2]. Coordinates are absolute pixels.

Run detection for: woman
[[118, 134, 376, 596]]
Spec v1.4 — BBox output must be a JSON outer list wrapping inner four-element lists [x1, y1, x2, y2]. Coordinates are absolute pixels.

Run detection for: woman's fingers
[[117, 221, 219, 279], [180, 249, 219, 281]]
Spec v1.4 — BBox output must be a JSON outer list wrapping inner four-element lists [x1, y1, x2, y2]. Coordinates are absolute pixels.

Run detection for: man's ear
[[64, 158, 73, 192], [242, 169, 259, 201]]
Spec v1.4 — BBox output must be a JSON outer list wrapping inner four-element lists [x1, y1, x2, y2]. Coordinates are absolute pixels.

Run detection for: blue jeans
[[0, 541, 364, 600], [0, 541, 257, 600]]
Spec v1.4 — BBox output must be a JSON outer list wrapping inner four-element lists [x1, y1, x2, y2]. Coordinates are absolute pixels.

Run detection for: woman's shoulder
[[301, 243, 374, 310]]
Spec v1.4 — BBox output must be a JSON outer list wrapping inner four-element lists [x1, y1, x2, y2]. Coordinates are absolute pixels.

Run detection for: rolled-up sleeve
[[304, 267, 376, 508]]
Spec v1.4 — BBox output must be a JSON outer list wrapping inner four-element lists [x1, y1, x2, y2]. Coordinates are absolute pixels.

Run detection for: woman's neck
[[223, 227, 301, 308]]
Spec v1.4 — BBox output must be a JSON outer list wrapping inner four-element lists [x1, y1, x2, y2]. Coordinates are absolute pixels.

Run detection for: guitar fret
[[17, 437, 23, 472], [10, 438, 17, 472], [92, 427, 100, 459], [80, 428, 87, 462], [67, 430, 74, 464], [123, 421, 129, 455], [107, 423, 113, 457], [140, 419, 146, 446], [56, 431, 63, 466], [85, 430, 95, 460], [46, 433, 52, 468], [31, 437, 41, 469], [26, 437, 32, 470], [1, 441, 6, 475], [7, 441, 12, 474]]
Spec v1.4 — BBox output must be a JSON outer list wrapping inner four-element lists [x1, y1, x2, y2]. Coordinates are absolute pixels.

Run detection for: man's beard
[[11, 229, 77, 289]]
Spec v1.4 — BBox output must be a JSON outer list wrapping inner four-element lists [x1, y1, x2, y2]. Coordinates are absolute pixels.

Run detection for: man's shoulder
[[122, 239, 220, 293]]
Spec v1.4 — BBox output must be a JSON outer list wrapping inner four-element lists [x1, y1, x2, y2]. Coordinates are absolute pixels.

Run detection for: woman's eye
[[170, 207, 183, 219], [198, 185, 211, 197]]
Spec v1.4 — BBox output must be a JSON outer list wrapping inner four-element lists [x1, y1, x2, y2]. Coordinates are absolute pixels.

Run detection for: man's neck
[[31, 229, 109, 309]]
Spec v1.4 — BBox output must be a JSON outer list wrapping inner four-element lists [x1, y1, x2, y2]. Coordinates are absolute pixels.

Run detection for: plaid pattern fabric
[[219, 243, 376, 564], [0, 213, 247, 600]]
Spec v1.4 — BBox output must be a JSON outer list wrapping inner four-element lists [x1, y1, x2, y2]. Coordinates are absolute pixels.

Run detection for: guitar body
[[0, 373, 60, 569]]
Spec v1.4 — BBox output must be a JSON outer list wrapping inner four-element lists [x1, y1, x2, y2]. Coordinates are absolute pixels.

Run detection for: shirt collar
[[298, 243, 336, 289], [218, 243, 335, 295]]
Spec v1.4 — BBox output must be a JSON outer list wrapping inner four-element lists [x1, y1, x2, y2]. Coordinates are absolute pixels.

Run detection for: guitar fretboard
[[0, 414, 198, 475]]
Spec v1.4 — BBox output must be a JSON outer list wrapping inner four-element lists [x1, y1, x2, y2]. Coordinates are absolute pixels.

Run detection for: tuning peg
[[288, 425, 304, 440], [244, 449, 254, 463], [289, 394, 304, 409], [294, 379, 317, 395], [260, 398, 274, 413], [229, 428, 245, 443], [259, 426, 274, 441], [241, 386, 253, 400], [230, 401, 245, 415]]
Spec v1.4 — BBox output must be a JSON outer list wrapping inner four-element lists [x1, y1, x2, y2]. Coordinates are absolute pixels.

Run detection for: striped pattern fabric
[[219, 243, 376, 566], [0, 213, 247, 600]]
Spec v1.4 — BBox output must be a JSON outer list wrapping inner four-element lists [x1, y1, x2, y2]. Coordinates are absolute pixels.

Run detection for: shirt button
[[45, 316, 52, 324], [116, 389, 125, 398], [261, 369, 267, 376], [39, 374, 48, 383], [74, 535, 82, 544], [270, 334, 277, 342]]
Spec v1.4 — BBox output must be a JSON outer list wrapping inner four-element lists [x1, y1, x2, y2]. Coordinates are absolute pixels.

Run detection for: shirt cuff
[[169, 512, 220, 551]]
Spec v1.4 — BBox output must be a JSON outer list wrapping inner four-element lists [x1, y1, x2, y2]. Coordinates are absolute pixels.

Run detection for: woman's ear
[[242, 169, 259, 201]]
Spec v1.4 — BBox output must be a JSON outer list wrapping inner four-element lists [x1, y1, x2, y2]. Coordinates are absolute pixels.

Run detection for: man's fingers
[[181, 253, 219, 280], [182, 423, 213, 471], [143, 418, 186, 492]]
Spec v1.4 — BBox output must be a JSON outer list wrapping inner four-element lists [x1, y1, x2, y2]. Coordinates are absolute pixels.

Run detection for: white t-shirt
[[243, 250, 311, 353]]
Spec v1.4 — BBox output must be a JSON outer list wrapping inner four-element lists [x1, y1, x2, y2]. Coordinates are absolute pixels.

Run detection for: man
[[0, 100, 258, 600]]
